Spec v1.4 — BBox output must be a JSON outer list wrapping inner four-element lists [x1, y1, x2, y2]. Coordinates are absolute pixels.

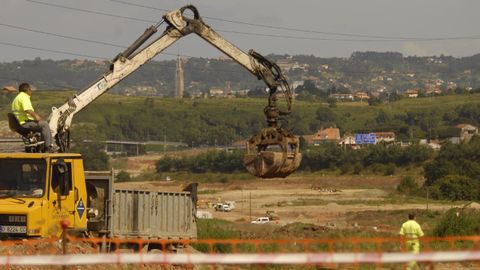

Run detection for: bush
[[384, 163, 396, 175], [116, 170, 131, 182], [194, 219, 239, 253], [433, 208, 480, 236], [397, 176, 418, 194], [353, 163, 363, 175], [429, 175, 480, 201], [340, 163, 353, 175], [424, 137, 480, 185], [72, 142, 109, 171], [369, 163, 385, 174], [155, 150, 244, 174], [155, 156, 180, 172]]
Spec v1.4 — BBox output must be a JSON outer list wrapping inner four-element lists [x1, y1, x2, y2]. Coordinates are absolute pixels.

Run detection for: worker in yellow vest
[[11, 82, 54, 151], [399, 212, 424, 270]]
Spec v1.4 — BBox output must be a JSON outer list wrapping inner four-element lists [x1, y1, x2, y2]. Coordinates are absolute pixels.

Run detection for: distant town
[[0, 51, 479, 98]]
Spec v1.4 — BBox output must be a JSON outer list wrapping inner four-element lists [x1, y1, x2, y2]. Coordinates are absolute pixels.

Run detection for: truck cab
[[0, 153, 87, 238]]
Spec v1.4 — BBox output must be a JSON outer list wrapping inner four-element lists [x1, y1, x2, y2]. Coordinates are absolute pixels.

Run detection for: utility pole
[[163, 133, 166, 153], [241, 187, 244, 217], [426, 187, 429, 211], [249, 192, 252, 222]]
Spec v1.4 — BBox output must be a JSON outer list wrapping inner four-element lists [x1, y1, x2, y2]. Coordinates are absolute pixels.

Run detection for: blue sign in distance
[[355, 133, 376, 144], [77, 199, 85, 219], [355, 134, 363, 144]]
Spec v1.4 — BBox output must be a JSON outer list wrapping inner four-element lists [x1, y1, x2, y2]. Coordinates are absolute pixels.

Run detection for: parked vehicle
[[224, 201, 236, 210], [195, 210, 213, 219], [0, 153, 197, 249], [214, 203, 232, 212], [251, 217, 270, 224]]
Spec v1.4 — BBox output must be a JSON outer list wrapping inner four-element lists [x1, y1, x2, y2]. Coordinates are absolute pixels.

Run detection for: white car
[[214, 203, 232, 212], [251, 217, 270, 224]]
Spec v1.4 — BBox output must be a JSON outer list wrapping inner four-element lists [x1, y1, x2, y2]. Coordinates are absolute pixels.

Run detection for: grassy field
[[4, 90, 476, 114], [1, 90, 477, 143], [3, 90, 479, 120]]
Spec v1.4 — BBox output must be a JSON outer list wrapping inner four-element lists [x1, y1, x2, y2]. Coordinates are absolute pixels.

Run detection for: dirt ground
[[115, 169, 468, 235]]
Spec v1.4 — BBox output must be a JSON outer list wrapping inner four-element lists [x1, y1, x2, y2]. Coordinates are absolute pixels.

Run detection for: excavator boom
[[47, 5, 301, 178]]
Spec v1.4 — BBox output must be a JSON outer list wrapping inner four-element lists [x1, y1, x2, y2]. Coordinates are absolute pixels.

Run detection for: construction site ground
[[113, 153, 473, 237]]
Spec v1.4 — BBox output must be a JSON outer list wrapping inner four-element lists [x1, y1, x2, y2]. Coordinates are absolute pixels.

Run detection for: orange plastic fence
[[0, 235, 479, 269]]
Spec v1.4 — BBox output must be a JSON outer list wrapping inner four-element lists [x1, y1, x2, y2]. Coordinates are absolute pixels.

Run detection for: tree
[[315, 107, 336, 123], [327, 97, 337, 108], [368, 97, 381, 106], [397, 176, 419, 194], [375, 110, 391, 124], [424, 137, 480, 185], [72, 142, 109, 170], [434, 208, 480, 236], [70, 123, 109, 170], [429, 175, 479, 201], [296, 80, 324, 97]]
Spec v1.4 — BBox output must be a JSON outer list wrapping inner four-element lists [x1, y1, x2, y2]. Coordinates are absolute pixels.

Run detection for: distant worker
[[11, 82, 54, 152], [399, 212, 424, 270]]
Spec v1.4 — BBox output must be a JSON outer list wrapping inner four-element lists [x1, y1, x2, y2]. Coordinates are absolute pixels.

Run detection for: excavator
[[8, 5, 302, 178]]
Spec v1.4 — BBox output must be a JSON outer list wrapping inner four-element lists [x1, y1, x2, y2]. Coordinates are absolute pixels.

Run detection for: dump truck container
[[85, 171, 197, 241]]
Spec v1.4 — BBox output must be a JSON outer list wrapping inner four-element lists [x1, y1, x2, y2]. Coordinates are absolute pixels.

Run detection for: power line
[[4, 18, 480, 50], [24, 0, 480, 42], [0, 41, 106, 59], [0, 41, 255, 75], [0, 22, 124, 48], [0, 22, 194, 58], [109, 0, 169, 13], [0, 22, 474, 78], [221, 30, 480, 42], [107, 0, 480, 41], [24, 0, 156, 23]]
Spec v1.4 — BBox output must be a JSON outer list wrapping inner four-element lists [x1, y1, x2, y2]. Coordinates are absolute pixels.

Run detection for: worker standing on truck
[[399, 212, 424, 270], [11, 83, 54, 152]]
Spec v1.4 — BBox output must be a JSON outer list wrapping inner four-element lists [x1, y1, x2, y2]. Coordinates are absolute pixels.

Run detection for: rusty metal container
[[85, 171, 197, 240], [112, 189, 197, 239]]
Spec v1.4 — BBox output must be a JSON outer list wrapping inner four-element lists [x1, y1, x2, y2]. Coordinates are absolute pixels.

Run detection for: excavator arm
[[48, 5, 301, 178], [48, 22, 184, 150]]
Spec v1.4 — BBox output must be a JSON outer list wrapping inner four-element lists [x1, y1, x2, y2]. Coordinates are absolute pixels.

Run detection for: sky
[[1, 0, 479, 62]]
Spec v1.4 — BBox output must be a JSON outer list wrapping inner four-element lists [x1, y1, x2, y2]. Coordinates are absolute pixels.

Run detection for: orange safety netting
[[0, 235, 479, 269]]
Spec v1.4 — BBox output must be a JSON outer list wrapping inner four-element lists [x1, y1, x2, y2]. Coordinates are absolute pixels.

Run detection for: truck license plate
[[0, 225, 26, 233]]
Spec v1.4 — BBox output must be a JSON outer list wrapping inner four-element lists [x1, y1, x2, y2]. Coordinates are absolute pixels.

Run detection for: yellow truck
[[0, 153, 87, 237], [0, 152, 197, 244]]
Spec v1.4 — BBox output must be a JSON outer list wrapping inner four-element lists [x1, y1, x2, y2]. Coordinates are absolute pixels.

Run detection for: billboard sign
[[355, 133, 376, 144]]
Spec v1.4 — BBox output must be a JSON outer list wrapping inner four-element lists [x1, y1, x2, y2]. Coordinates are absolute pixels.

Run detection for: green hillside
[[1, 91, 478, 145]]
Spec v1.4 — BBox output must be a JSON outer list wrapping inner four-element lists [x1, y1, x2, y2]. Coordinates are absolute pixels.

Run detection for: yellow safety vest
[[11, 92, 34, 125]]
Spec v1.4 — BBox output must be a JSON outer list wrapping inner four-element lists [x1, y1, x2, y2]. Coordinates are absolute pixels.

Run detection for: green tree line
[[155, 143, 434, 176], [424, 136, 480, 200]]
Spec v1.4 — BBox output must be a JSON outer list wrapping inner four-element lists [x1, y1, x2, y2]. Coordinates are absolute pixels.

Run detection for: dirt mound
[[466, 202, 480, 209], [274, 222, 330, 237]]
